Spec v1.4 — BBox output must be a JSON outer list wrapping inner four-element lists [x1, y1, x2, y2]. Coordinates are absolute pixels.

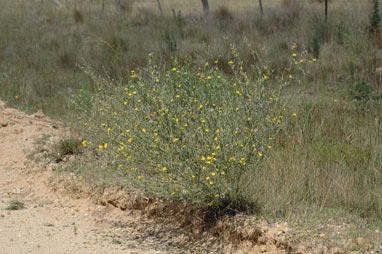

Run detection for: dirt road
[[0, 101, 172, 254]]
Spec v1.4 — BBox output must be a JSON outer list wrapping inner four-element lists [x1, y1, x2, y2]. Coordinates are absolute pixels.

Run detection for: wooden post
[[325, 0, 328, 21]]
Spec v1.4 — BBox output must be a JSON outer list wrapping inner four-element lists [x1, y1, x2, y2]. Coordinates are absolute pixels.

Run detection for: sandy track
[[0, 101, 169, 254]]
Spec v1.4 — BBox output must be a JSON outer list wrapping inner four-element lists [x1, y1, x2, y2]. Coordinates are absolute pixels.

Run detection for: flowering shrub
[[76, 49, 286, 209]]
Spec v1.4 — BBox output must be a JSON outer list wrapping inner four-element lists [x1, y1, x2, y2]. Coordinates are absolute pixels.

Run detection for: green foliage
[[73, 9, 83, 23], [6, 201, 25, 211], [350, 82, 372, 101], [172, 8, 183, 27], [335, 21, 347, 45], [58, 138, 83, 156], [311, 33, 321, 59], [369, 0, 381, 35], [76, 49, 285, 209]]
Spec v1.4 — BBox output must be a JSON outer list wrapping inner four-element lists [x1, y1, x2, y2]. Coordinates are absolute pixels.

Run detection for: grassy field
[[1, 0, 382, 225]]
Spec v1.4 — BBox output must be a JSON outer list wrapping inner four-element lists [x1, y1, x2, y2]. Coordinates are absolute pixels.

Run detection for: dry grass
[[1, 0, 382, 223]]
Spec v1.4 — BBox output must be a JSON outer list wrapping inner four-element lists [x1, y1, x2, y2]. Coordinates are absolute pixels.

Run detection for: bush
[[76, 49, 286, 210], [369, 0, 381, 35]]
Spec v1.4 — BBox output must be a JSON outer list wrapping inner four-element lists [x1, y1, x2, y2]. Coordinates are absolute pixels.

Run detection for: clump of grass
[[58, 138, 83, 156], [73, 9, 84, 24], [48, 138, 83, 163], [6, 200, 25, 211], [76, 46, 286, 211]]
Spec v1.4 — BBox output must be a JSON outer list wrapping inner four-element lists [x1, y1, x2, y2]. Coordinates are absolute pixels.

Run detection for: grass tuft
[[6, 200, 25, 211]]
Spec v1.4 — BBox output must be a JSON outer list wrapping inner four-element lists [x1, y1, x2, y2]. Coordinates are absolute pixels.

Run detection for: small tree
[[370, 0, 381, 35]]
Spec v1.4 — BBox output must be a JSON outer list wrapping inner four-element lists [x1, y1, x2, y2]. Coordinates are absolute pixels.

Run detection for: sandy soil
[[0, 101, 173, 254]]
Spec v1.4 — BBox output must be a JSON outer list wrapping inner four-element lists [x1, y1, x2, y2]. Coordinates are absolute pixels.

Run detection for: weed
[[58, 138, 82, 156], [6, 201, 25, 211], [112, 239, 122, 244]]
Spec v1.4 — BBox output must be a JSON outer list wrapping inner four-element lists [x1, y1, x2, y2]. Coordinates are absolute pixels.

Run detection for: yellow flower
[[199, 105, 203, 109], [124, 101, 127, 105], [247, 117, 251, 121], [142, 128, 146, 133], [300, 59, 304, 63], [138, 176, 142, 181], [228, 61, 234, 65], [215, 194, 219, 198], [292, 53, 297, 57], [82, 140, 87, 148], [313, 58, 317, 62], [292, 113, 297, 117], [209, 181, 213, 185], [216, 129, 220, 133], [289, 74, 293, 78], [98, 145, 103, 151], [206, 176, 210, 180], [205, 129, 209, 132], [207, 76, 213, 80], [173, 138, 179, 142], [104, 143, 108, 149], [172, 67, 177, 71], [258, 152, 263, 157], [264, 75, 269, 80], [162, 167, 167, 171]]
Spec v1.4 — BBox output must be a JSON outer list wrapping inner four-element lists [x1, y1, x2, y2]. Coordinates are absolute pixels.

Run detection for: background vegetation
[[1, 0, 382, 219]]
